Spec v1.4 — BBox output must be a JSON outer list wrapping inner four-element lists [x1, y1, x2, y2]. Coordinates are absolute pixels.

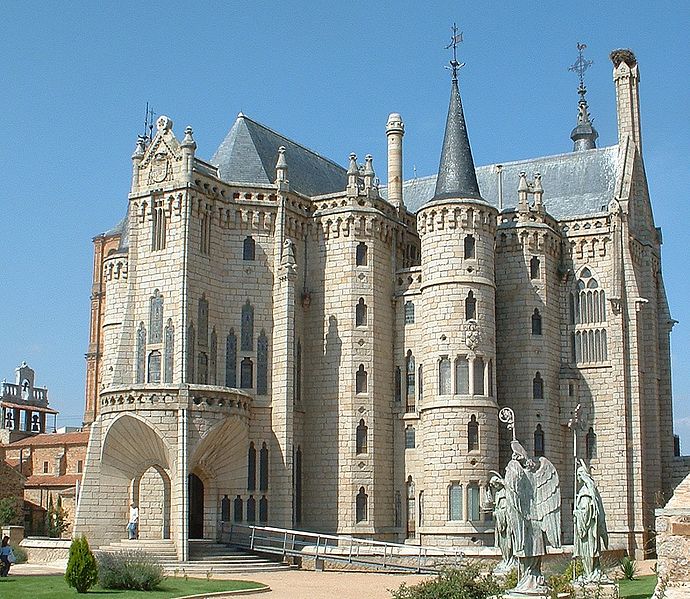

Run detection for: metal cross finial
[[444, 23, 465, 81], [569, 42, 593, 95]]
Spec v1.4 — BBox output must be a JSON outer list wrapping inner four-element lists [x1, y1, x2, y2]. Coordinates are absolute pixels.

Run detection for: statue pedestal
[[574, 582, 617, 598], [502, 593, 570, 599]]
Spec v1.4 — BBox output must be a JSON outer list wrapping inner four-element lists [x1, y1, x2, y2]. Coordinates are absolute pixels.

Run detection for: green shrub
[[10, 544, 28, 564], [620, 555, 637, 580], [0, 497, 22, 526], [390, 563, 501, 599], [501, 568, 518, 590], [65, 536, 99, 593], [97, 550, 165, 591]]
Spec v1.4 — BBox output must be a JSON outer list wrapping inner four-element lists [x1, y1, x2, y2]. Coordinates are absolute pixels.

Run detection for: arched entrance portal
[[188, 473, 204, 539]]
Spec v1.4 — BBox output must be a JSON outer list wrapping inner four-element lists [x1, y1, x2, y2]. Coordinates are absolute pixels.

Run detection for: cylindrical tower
[[414, 70, 499, 546], [386, 113, 405, 211]]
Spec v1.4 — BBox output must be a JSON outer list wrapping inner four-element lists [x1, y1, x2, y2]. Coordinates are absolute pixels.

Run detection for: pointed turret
[[431, 62, 482, 202]]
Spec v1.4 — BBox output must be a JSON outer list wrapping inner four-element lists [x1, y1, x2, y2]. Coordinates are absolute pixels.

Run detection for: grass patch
[[0, 574, 264, 598], [618, 574, 657, 599]]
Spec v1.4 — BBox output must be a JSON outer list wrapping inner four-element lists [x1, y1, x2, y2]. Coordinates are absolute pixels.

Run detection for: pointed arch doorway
[[188, 473, 204, 539]]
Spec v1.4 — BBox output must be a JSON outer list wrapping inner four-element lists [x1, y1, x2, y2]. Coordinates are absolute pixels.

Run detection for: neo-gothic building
[[75, 48, 676, 560]]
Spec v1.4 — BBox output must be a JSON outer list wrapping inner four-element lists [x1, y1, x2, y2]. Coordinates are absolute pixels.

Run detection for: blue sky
[[0, 1, 688, 451]]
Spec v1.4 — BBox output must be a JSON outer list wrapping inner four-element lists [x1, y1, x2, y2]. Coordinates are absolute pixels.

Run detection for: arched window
[[149, 290, 164, 343], [418, 490, 424, 526], [243, 236, 256, 261], [394, 366, 402, 402], [534, 424, 545, 457], [468, 483, 481, 521], [439, 357, 451, 395], [532, 309, 542, 335], [455, 356, 469, 394], [356, 364, 368, 394], [395, 491, 402, 528], [147, 350, 161, 383], [418, 364, 423, 403], [473, 357, 485, 395], [246, 495, 256, 522], [257, 330, 268, 395], [151, 204, 167, 251], [404, 301, 415, 324], [221, 495, 230, 521], [187, 324, 195, 382], [241, 301, 254, 351], [570, 269, 608, 363], [164, 319, 174, 383], [240, 357, 253, 388], [465, 291, 476, 320], [226, 330, 237, 387], [233, 495, 243, 522], [405, 426, 416, 449], [259, 442, 269, 491], [533, 372, 544, 400], [197, 352, 208, 384], [356, 298, 367, 327], [295, 446, 303, 524], [247, 442, 256, 491], [449, 483, 463, 521], [356, 242, 368, 266], [586, 427, 597, 460], [488, 359, 494, 397], [259, 496, 268, 523], [406, 351, 415, 411], [530, 256, 540, 280], [468, 415, 479, 451], [136, 322, 146, 384], [295, 339, 302, 402], [210, 328, 217, 385], [356, 487, 368, 523], [464, 235, 475, 259], [198, 295, 209, 347], [406, 476, 415, 539], [356, 419, 368, 454]]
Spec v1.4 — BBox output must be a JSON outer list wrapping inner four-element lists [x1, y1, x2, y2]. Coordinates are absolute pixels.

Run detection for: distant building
[[76, 48, 676, 560]]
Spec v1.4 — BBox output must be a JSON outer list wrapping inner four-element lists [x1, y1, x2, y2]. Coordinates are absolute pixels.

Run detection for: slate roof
[[211, 114, 347, 197], [383, 145, 618, 220]]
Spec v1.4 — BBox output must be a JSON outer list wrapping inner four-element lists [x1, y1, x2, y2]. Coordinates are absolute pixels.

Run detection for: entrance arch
[[188, 473, 204, 539]]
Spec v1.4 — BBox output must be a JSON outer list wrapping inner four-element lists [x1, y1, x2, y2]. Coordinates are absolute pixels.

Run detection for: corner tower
[[415, 41, 499, 545]]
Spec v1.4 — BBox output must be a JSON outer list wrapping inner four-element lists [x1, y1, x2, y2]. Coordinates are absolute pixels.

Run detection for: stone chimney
[[386, 113, 404, 210]]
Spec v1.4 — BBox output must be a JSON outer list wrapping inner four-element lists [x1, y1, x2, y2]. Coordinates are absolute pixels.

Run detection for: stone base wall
[[20, 538, 72, 562]]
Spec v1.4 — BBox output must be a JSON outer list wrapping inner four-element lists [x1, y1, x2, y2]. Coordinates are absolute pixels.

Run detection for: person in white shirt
[[127, 503, 139, 540]]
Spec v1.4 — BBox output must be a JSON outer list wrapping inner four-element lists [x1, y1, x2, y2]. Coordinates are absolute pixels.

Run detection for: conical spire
[[431, 37, 482, 202]]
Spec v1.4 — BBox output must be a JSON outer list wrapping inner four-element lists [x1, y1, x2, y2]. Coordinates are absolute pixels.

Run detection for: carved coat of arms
[[149, 152, 170, 183], [465, 320, 481, 350]]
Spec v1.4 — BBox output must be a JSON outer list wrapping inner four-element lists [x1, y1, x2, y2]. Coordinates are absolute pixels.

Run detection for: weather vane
[[445, 23, 465, 80], [569, 42, 593, 94]]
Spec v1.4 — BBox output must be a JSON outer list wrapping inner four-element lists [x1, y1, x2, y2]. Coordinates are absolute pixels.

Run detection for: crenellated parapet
[[103, 254, 129, 282], [314, 210, 395, 244], [416, 201, 496, 237]]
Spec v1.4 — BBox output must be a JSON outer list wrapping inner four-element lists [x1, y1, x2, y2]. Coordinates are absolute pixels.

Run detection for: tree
[[0, 497, 22, 526], [65, 536, 98, 593], [47, 494, 69, 538]]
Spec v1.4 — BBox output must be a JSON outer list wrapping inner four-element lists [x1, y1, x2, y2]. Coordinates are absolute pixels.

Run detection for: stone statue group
[[485, 421, 609, 594]]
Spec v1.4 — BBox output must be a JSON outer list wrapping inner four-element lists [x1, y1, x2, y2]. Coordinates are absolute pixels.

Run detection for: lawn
[[618, 574, 658, 599], [0, 575, 265, 598]]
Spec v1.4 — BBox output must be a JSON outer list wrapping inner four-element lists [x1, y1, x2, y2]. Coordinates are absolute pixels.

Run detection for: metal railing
[[224, 523, 464, 574]]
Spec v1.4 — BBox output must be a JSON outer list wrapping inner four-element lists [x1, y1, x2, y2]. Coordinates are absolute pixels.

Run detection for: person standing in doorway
[[127, 503, 139, 540]]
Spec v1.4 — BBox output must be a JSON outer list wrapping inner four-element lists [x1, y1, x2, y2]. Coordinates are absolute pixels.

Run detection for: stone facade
[[76, 49, 677, 560], [655, 471, 690, 584]]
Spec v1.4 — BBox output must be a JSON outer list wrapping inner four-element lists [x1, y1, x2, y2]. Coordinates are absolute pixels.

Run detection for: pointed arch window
[[394, 367, 402, 402], [151, 203, 167, 251], [356, 487, 368, 523], [356, 242, 368, 266], [147, 350, 161, 383], [226, 330, 237, 387], [468, 415, 479, 451], [233, 495, 243, 522], [246, 496, 256, 522], [136, 322, 146, 384], [404, 301, 415, 324], [534, 424, 545, 457], [356, 364, 368, 394], [241, 301, 254, 351], [464, 235, 475, 259], [395, 491, 402, 528], [468, 483, 481, 521], [240, 357, 253, 389], [356, 419, 368, 454], [149, 290, 164, 343], [569, 268, 608, 364], [197, 352, 208, 384], [198, 295, 209, 347], [295, 339, 302, 402], [243, 236, 256, 261], [439, 357, 451, 395], [295, 446, 303, 524], [473, 357, 485, 395], [488, 359, 493, 397], [259, 442, 269, 491], [220, 495, 230, 521], [406, 476, 415, 539], [533, 372, 544, 400], [210, 328, 217, 385], [164, 319, 174, 383], [530, 256, 540, 280], [356, 298, 367, 327], [465, 291, 476, 320], [455, 356, 469, 395], [200, 211, 211, 255], [531, 309, 542, 335], [405, 425, 416, 449], [257, 330, 269, 395], [449, 483, 463, 521], [586, 427, 597, 460], [247, 442, 256, 491], [259, 496, 268, 523], [406, 351, 415, 411], [187, 324, 195, 382], [418, 364, 423, 404]]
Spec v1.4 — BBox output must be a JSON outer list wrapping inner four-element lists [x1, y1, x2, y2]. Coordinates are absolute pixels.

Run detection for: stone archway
[[100, 414, 172, 541]]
